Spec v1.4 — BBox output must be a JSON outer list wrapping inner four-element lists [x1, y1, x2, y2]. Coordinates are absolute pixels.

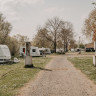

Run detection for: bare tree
[[60, 21, 74, 52], [69, 40, 77, 49], [83, 9, 96, 41], [92, 2, 96, 8], [42, 17, 63, 53], [0, 14, 12, 44], [32, 17, 75, 53], [6, 36, 19, 56], [14, 34, 29, 46], [57, 39, 63, 49], [32, 27, 52, 48]]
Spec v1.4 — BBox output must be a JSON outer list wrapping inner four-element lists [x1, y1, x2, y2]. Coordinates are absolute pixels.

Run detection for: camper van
[[20, 46, 40, 57], [0, 45, 11, 63]]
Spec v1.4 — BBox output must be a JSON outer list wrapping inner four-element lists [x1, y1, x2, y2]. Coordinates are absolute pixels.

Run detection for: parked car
[[85, 48, 95, 52]]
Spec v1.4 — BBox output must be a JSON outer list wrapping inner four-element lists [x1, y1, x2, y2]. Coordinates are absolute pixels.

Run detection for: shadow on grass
[[33, 66, 52, 71], [0, 62, 17, 65], [25, 65, 52, 71]]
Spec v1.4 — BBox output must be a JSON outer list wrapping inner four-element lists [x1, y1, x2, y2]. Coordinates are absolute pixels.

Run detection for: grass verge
[[67, 52, 95, 55], [68, 56, 96, 84], [81, 52, 95, 55], [0, 57, 52, 96]]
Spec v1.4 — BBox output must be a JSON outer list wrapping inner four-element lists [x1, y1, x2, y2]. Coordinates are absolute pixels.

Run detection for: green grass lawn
[[81, 52, 95, 55], [68, 56, 96, 84], [67, 51, 95, 55], [0, 57, 52, 96]]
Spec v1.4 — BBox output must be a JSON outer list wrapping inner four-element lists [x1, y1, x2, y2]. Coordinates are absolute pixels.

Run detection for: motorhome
[[20, 46, 40, 57], [0, 45, 11, 63]]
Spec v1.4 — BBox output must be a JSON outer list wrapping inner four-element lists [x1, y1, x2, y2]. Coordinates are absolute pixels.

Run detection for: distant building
[[85, 43, 94, 48], [85, 43, 95, 52]]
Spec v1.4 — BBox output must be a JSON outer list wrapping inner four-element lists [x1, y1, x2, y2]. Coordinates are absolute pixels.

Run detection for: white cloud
[[0, 0, 45, 39], [0, 0, 45, 8], [0, 0, 45, 22], [0, 0, 94, 41], [44, 7, 65, 14], [20, 0, 45, 5]]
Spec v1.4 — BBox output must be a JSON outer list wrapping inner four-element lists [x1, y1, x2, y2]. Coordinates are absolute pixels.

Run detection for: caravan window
[[32, 49, 36, 52]]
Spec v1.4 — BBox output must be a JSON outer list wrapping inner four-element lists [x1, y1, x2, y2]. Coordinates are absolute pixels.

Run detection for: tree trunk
[[64, 39, 66, 52], [54, 42, 56, 53], [66, 42, 68, 52], [54, 33, 57, 53]]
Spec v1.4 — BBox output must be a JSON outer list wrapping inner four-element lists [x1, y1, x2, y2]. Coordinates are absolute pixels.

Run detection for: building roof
[[85, 43, 94, 48]]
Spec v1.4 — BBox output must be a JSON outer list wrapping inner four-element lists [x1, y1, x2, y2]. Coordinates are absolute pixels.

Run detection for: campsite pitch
[[0, 57, 51, 96]]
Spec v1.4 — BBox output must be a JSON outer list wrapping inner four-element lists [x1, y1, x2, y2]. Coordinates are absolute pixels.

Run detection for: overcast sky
[[0, 0, 95, 42]]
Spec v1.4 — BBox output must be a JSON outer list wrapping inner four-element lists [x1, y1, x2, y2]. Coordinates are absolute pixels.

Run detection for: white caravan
[[56, 49, 61, 53], [39, 48, 45, 56], [45, 48, 51, 54], [71, 48, 75, 52], [56, 48, 64, 53], [20, 46, 40, 57], [0, 45, 11, 63], [19, 46, 26, 57], [30, 47, 40, 57]]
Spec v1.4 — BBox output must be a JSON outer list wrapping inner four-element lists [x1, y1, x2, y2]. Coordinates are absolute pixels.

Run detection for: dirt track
[[18, 55, 96, 96]]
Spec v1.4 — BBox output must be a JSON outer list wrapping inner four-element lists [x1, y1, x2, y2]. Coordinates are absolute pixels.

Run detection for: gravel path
[[18, 55, 96, 96]]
